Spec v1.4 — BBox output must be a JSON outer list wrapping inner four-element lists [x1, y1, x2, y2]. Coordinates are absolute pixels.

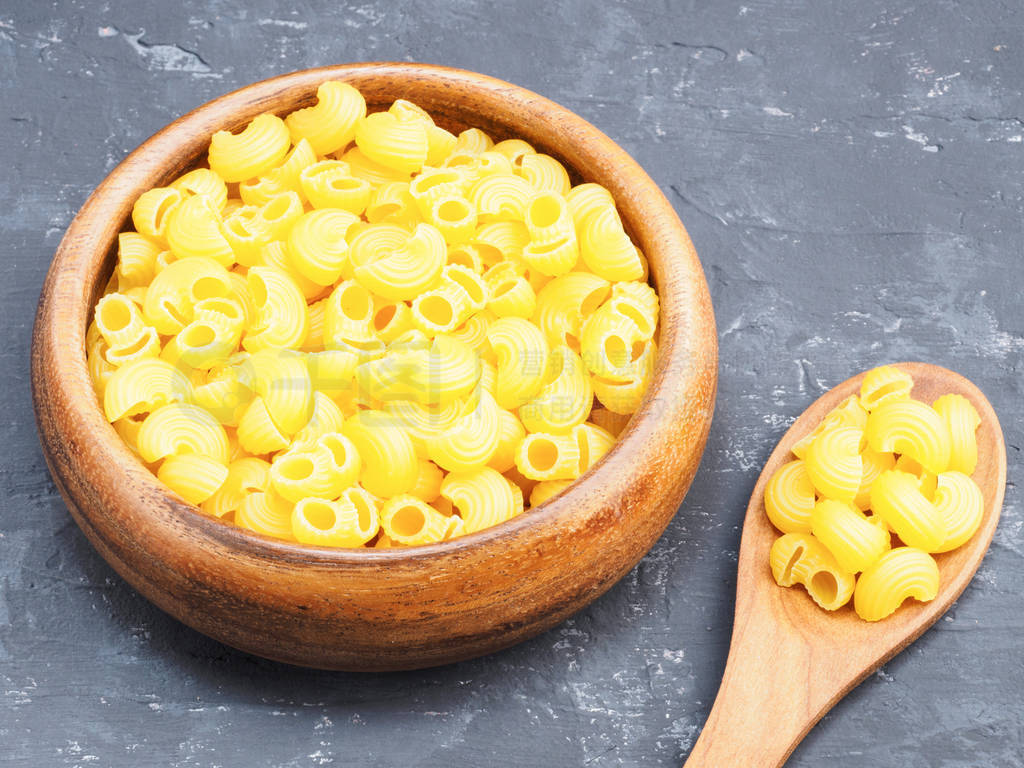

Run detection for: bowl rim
[[32, 62, 718, 567]]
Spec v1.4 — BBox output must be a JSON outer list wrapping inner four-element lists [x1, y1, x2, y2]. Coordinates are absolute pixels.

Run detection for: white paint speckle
[[257, 18, 308, 29], [902, 124, 940, 151]]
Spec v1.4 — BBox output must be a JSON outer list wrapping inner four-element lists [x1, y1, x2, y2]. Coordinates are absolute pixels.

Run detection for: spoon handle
[[682, 599, 847, 768]]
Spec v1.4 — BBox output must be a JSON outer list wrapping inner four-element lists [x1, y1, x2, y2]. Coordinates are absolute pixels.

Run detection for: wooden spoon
[[683, 362, 1006, 768]]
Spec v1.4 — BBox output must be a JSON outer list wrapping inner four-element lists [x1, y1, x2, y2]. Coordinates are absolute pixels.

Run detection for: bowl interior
[[83, 72, 672, 551], [46, 63, 713, 569]]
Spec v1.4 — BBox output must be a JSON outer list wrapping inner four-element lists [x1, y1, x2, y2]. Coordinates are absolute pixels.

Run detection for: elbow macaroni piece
[[487, 316, 550, 409], [284, 80, 366, 155], [208, 113, 290, 183], [292, 495, 378, 547], [932, 393, 980, 475], [343, 411, 418, 498], [803, 426, 863, 505], [379, 494, 449, 545], [158, 454, 229, 505], [769, 532, 856, 610], [870, 469, 947, 552], [137, 403, 230, 465], [860, 364, 914, 411], [932, 471, 984, 552], [90, 81, 662, 546], [440, 467, 523, 535], [864, 399, 950, 475], [811, 499, 890, 574], [853, 547, 939, 621], [764, 460, 816, 534]]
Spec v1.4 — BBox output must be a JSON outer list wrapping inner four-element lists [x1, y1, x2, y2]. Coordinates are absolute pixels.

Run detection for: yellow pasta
[[158, 454, 229, 505], [870, 469, 947, 552], [853, 445, 896, 511], [244, 348, 313, 436], [487, 316, 550, 409], [864, 399, 950, 475], [578, 206, 644, 281], [137, 403, 230, 465], [115, 232, 163, 289], [355, 110, 429, 175], [572, 422, 615, 476], [529, 479, 573, 507], [235, 488, 295, 540], [487, 407, 526, 473], [470, 173, 532, 222], [766, 363, 989, 619], [291, 496, 374, 547], [299, 160, 372, 214], [284, 80, 366, 155], [342, 410, 418, 498], [853, 547, 939, 621], [353, 223, 446, 300], [534, 272, 610, 351], [240, 138, 317, 205], [894, 453, 938, 501], [131, 186, 183, 245], [103, 357, 191, 422], [860, 364, 914, 411], [221, 206, 272, 267], [428, 195, 477, 244], [515, 432, 580, 481], [410, 459, 444, 502], [566, 183, 614, 228], [803, 426, 863, 504], [202, 457, 271, 518], [769, 532, 856, 610], [208, 113, 290, 183], [243, 266, 309, 351], [382, 398, 461, 458], [256, 191, 305, 241], [379, 494, 449, 545], [440, 467, 523, 535], [484, 261, 536, 319], [791, 395, 868, 459], [932, 470, 984, 552], [519, 153, 571, 195], [90, 81, 662, 547], [454, 127, 494, 154], [811, 499, 890, 573], [427, 390, 502, 472], [518, 346, 592, 434], [764, 460, 816, 534], [287, 208, 358, 286], [591, 338, 657, 415], [142, 255, 233, 335], [170, 167, 228, 212], [932, 393, 981, 475]]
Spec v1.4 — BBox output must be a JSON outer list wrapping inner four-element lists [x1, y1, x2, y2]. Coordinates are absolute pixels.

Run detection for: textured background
[[2, 1, 1022, 766]]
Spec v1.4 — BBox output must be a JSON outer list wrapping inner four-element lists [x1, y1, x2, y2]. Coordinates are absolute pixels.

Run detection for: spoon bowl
[[684, 362, 1006, 768]]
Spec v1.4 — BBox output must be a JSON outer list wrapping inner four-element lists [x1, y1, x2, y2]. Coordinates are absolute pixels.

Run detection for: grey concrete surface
[[1, 1, 1022, 766]]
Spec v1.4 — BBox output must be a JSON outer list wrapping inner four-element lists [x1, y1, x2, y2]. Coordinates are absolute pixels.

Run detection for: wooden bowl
[[31, 63, 717, 670]]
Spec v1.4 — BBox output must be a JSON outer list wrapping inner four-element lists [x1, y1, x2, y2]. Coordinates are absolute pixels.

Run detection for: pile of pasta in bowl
[[87, 81, 659, 549]]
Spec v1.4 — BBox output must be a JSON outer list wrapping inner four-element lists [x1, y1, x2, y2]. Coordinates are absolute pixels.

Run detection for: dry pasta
[[87, 80, 661, 547], [766, 364, 985, 621]]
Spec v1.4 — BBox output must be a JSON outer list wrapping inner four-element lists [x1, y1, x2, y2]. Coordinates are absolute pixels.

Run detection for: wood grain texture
[[684, 362, 1006, 767], [30, 63, 718, 671]]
